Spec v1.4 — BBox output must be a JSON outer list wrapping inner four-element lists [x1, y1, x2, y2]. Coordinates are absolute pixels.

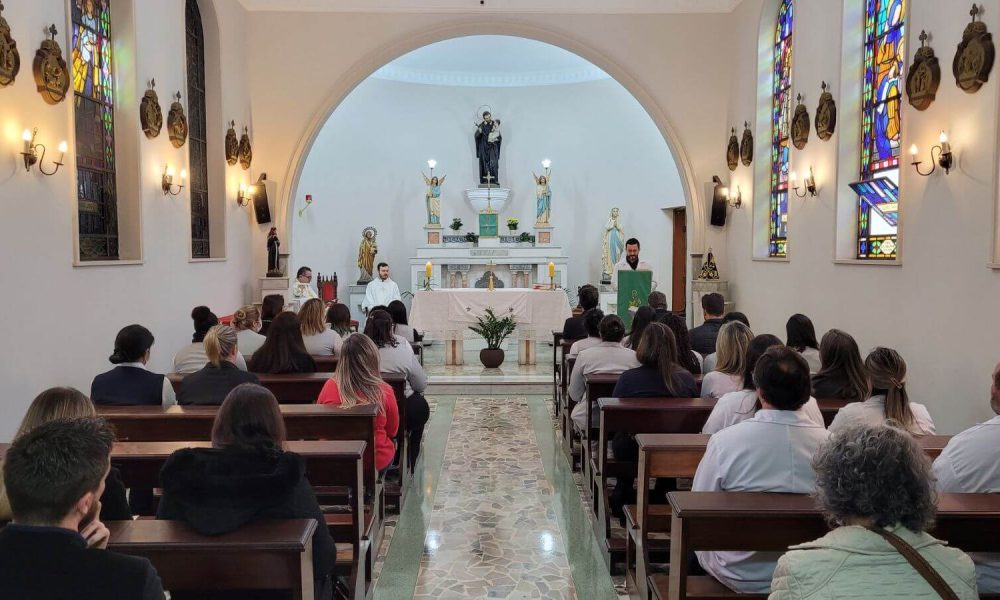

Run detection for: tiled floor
[[421, 339, 555, 381]]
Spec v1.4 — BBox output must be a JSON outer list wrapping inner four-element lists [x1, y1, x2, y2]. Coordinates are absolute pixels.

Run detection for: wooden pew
[[380, 372, 412, 511], [107, 519, 318, 600], [109, 440, 367, 600], [562, 355, 578, 468], [313, 355, 338, 372], [552, 330, 563, 416]]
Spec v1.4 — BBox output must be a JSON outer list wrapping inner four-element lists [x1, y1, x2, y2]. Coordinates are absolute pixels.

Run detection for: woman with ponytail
[[829, 347, 935, 435], [91, 324, 176, 407], [173, 306, 248, 374], [178, 325, 259, 405], [232, 304, 266, 357]]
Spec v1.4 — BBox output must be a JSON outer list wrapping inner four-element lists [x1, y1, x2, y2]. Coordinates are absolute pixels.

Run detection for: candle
[[57, 141, 67, 164], [909, 144, 919, 158], [425, 261, 432, 278], [939, 131, 951, 154], [548, 261, 555, 278], [22, 129, 32, 154]]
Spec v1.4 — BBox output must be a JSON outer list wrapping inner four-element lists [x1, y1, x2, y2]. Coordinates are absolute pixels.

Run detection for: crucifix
[[483, 173, 495, 212]]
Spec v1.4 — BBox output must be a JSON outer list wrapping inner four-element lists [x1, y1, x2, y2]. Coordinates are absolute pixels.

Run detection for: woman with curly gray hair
[[769, 423, 978, 599]]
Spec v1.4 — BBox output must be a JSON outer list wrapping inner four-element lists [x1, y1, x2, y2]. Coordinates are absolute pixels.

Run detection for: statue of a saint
[[356, 227, 378, 285], [266, 227, 282, 276], [699, 247, 720, 280], [533, 171, 552, 225], [601, 208, 625, 283], [422, 172, 446, 226], [475, 111, 502, 186]]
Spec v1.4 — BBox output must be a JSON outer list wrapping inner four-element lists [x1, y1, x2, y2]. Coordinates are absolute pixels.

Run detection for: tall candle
[[548, 261, 556, 278], [425, 261, 432, 278]]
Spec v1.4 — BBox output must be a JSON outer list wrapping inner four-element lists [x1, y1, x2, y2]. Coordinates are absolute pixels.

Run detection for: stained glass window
[[769, 0, 793, 258], [186, 0, 210, 259], [72, 0, 117, 261], [857, 0, 905, 260]]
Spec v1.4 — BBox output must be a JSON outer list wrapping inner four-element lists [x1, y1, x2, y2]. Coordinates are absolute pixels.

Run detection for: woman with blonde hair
[[0, 387, 131, 522], [701, 321, 753, 400], [232, 304, 266, 357], [178, 325, 259, 406], [300, 298, 342, 357], [829, 347, 935, 435], [316, 334, 399, 471]]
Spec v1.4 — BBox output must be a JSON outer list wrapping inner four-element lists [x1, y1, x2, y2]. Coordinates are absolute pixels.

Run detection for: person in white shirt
[[291, 266, 319, 301], [703, 334, 825, 434], [932, 361, 1000, 593], [828, 347, 935, 436], [567, 308, 604, 359], [173, 306, 247, 374], [785, 313, 822, 374], [298, 298, 343, 357], [693, 346, 830, 593], [362, 262, 402, 313], [569, 315, 640, 431], [612, 238, 656, 290], [232, 305, 266, 358], [700, 321, 753, 400]]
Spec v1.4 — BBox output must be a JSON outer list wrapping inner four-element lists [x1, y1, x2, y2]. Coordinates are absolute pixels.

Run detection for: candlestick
[[57, 141, 67, 165]]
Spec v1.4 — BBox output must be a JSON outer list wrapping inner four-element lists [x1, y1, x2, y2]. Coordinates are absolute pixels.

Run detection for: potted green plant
[[518, 231, 535, 246], [469, 308, 517, 368], [449, 217, 463, 233], [464, 231, 479, 245], [506, 218, 519, 233]]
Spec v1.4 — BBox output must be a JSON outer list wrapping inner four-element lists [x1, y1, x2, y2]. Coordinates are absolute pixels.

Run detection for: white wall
[[0, 0, 254, 440], [725, 0, 1000, 433], [292, 76, 683, 299]]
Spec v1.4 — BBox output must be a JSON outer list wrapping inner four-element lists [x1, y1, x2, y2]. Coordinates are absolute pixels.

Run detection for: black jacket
[[612, 364, 700, 399], [156, 447, 334, 600], [689, 318, 725, 356], [561, 315, 588, 342], [0, 524, 164, 599], [91, 365, 165, 406], [177, 362, 260, 405], [812, 373, 864, 402]]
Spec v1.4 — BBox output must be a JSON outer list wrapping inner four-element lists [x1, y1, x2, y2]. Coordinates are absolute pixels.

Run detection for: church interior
[[1, 0, 1000, 599]]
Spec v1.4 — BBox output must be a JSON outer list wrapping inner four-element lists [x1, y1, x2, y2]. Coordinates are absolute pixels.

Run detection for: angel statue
[[601, 207, 624, 284], [533, 171, 552, 226], [356, 226, 378, 285], [422, 172, 447, 226]]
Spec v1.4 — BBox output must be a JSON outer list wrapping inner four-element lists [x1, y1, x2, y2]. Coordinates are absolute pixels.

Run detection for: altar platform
[[422, 337, 553, 395]]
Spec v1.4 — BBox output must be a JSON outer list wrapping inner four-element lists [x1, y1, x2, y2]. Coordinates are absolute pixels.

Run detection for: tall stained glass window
[[186, 0, 210, 258], [72, 0, 117, 261], [857, 0, 905, 259], [769, 0, 793, 258]]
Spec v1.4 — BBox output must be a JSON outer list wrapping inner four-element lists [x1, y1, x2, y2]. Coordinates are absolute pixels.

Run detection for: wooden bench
[[107, 519, 318, 600], [313, 355, 338, 372], [552, 330, 564, 416]]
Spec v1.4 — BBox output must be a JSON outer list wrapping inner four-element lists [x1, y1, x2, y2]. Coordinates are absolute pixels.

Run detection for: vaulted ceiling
[[236, 0, 742, 14]]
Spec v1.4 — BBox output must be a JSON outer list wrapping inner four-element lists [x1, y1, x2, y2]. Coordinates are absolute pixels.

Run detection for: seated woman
[[91, 324, 176, 407], [232, 304, 266, 358], [387, 300, 416, 343], [700, 321, 752, 400], [622, 306, 655, 350], [178, 325, 259, 405], [317, 334, 399, 472], [364, 310, 429, 472], [0, 387, 130, 522], [259, 294, 285, 336], [702, 334, 824, 434], [659, 312, 703, 375], [157, 383, 335, 600], [701, 312, 752, 373], [567, 308, 604, 358], [326, 302, 354, 338], [811, 329, 870, 403], [173, 306, 247, 374], [829, 347, 935, 435], [248, 312, 317, 374], [770, 422, 978, 599], [299, 298, 342, 357], [786, 313, 822, 373]]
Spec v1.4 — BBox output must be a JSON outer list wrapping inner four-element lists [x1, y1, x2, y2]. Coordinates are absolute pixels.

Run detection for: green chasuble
[[616, 270, 652, 327]]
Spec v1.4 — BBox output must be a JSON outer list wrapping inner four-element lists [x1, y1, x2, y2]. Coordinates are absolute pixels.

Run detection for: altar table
[[410, 288, 572, 365]]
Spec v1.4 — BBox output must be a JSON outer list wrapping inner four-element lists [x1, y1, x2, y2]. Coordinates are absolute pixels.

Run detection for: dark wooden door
[[671, 207, 687, 315]]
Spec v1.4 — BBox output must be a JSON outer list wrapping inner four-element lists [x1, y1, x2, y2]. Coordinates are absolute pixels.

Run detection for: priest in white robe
[[362, 262, 401, 312], [292, 266, 319, 301], [612, 237, 656, 290]]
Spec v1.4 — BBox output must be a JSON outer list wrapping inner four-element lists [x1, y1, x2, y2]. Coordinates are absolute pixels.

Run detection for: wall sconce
[[162, 165, 185, 196], [236, 182, 250, 207], [910, 131, 954, 176], [791, 168, 818, 197], [237, 173, 266, 206], [20, 128, 67, 175], [721, 185, 742, 208]]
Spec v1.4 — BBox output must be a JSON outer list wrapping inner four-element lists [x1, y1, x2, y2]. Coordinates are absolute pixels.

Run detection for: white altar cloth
[[410, 288, 571, 342]]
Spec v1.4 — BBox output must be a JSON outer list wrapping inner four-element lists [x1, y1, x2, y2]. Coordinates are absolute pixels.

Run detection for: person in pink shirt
[[316, 334, 399, 471]]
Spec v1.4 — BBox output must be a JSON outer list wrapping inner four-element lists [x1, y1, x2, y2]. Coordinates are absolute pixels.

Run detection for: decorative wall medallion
[[0, 2, 20, 87], [726, 127, 739, 172], [906, 31, 941, 110], [815, 81, 837, 140], [32, 25, 69, 104], [225, 120, 239, 166], [953, 4, 994, 93], [238, 126, 252, 170], [167, 91, 188, 148], [791, 93, 810, 149], [139, 79, 163, 138], [739, 121, 753, 166]]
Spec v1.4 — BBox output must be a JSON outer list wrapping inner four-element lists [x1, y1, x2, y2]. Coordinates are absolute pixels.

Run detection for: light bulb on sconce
[[427, 159, 437, 178], [162, 165, 185, 196], [711, 175, 741, 209], [236, 182, 251, 207], [792, 167, 817, 197], [911, 131, 954, 176], [19, 128, 66, 175], [541, 158, 552, 177]]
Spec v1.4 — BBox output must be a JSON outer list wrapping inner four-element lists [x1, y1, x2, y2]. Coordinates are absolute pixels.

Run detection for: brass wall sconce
[[723, 185, 742, 208], [791, 167, 818, 197], [910, 131, 953, 176], [162, 165, 185, 196], [20, 128, 66, 175], [237, 173, 266, 207]]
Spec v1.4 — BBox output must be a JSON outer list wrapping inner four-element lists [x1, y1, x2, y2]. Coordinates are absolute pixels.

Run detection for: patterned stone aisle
[[413, 397, 576, 599]]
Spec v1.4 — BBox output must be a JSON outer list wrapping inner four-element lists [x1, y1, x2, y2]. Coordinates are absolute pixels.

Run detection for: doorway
[[671, 207, 687, 315]]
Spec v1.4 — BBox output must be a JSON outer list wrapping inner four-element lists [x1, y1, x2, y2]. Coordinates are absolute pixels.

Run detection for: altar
[[408, 246, 569, 293], [410, 288, 572, 365]]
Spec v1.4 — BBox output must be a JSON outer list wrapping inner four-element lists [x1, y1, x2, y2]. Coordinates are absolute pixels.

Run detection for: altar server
[[362, 263, 402, 313]]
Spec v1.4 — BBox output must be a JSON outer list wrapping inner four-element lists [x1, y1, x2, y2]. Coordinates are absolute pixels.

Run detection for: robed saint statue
[[475, 111, 502, 186]]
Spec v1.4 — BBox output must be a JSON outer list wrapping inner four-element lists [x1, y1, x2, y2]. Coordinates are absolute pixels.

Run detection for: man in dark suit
[[689, 292, 727, 355], [0, 417, 165, 599], [562, 284, 600, 341], [647, 290, 670, 321]]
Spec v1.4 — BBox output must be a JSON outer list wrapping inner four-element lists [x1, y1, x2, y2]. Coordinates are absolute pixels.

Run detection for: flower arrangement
[[506, 218, 519, 232], [518, 231, 535, 244], [465, 231, 480, 244], [449, 217, 463, 232]]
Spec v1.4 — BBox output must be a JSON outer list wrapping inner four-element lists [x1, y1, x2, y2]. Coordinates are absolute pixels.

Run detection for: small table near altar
[[410, 288, 572, 366]]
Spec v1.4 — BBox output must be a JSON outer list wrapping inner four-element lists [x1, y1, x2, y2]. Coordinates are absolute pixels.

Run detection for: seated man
[[567, 308, 604, 359], [563, 284, 600, 341], [569, 315, 640, 431], [692, 346, 830, 593], [362, 262, 402, 314], [689, 292, 726, 356], [932, 361, 1000, 593], [647, 290, 670, 321], [0, 417, 165, 599]]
